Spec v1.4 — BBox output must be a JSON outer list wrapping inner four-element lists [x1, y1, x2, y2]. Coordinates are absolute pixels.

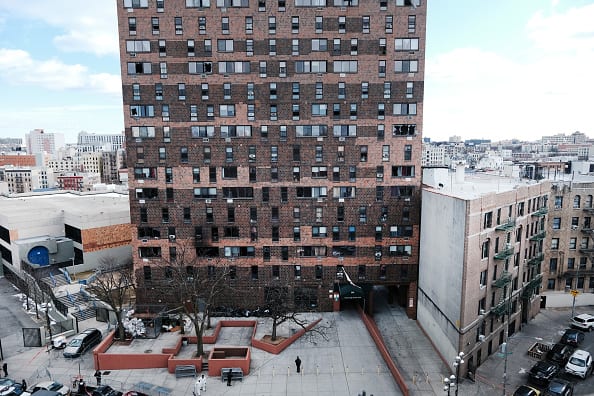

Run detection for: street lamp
[[443, 374, 455, 395], [452, 352, 464, 396], [71, 256, 76, 281]]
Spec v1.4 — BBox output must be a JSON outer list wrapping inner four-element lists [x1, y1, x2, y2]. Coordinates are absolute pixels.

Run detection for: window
[[292, 83, 300, 100], [315, 16, 323, 33], [481, 240, 490, 259], [392, 166, 414, 177], [247, 83, 255, 100], [219, 61, 251, 74], [333, 38, 341, 54], [219, 104, 236, 117], [132, 126, 156, 138], [395, 38, 419, 51], [268, 16, 276, 33], [279, 61, 287, 77], [361, 82, 369, 99], [333, 187, 356, 199], [126, 40, 151, 53], [130, 105, 154, 118], [378, 60, 386, 77], [480, 270, 487, 288], [217, 39, 234, 52], [333, 61, 357, 73], [260, 61, 267, 77], [395, 60, 419, 73], [383, 82, 391, 98], [552, 218, 561, 230], [221, 17, 230, 34], [127, 62, 152, 75], [389, 245, 412, 256], [189, 61, 213, 74], [404, 145, 412, 160], [574, 195, 581, 208], [295, 61, 327, 73], [408, 15, 416, 33], [406, 82, 414, 98], [379, 38, 387, 55], [350, 38, 358, 55], [311, 39, 327, 52], [338, 16, 346, 33], [292, 16, 299, 33], [362, 16, 370, 33], [177, 83, 186, 100], [269, 39, 277, 55], [382, 145, 390, 161], [187, 0, 211, 6], [245, 16, 253, 34], [312, 103, 327, 116], [385, 15, 393, 33], [393, 103, 417, 115], [128, 17, 137, 35], [174, 16, 183, 34], [360, 145, 368, 162], [191, 126, 214, 138], [551, 238, 559, 250]]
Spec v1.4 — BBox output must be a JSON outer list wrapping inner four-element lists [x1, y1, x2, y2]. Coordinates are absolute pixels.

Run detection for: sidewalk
[[3, 306, 401, 396]]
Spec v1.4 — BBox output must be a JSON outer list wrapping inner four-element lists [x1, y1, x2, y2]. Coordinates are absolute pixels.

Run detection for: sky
[[0, 0, 593, 144]]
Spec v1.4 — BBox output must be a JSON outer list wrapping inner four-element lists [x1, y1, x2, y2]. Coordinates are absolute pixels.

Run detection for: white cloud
[[0, 48, 121, 95], [526, 4, 594, 53], [424, 3, 594, 141], [0, 0, 118, 56]]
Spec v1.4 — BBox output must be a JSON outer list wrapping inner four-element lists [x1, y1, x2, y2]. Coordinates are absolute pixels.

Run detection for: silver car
[[63, 328, 102, 358]]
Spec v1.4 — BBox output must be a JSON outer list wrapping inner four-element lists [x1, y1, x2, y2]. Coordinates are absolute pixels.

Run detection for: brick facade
[[117, 0, 426, 312]]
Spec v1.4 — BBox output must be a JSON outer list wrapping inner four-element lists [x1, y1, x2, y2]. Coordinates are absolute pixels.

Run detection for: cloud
[[0, 48, 121, 95], [0, 0, 118, 56], [526, 3, 594, 53]]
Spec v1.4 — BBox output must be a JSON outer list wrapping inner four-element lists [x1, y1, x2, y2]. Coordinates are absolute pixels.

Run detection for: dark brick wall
[[119, 0, 426, 312]]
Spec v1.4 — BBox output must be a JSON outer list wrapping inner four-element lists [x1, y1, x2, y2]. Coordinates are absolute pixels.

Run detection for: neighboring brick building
[[419, 166, 549, 375], [542, 176, 594, 307], [117, 0, 426, 313]]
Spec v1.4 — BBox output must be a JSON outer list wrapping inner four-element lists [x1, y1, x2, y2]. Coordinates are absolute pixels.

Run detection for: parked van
[[63, 328, 102, 358]]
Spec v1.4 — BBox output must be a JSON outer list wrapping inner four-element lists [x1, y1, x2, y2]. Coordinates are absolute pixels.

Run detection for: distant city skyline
[[0, 0, 593, 143]]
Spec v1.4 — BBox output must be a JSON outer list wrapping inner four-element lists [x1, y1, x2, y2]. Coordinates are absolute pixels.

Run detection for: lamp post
[[443, 374, 455, 395], [453, 352, 464, 396], [71, 256, 76, 281]]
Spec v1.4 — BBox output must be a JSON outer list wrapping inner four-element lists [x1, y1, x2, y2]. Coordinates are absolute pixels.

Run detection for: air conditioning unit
[[141, 239, 148, 243], [571, 225, 578, 230], [478, 334, 486, 342], [202, 138, 209, 143], [339, 137, 346, 142], [205, 199, 212, 204], [376, 173, 384, 179], [374, 252, 382, 260], [168, 235, 176, 241], [479, 309, 486, 315]]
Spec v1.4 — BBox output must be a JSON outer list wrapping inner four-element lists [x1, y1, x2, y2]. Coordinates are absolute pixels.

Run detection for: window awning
[[339, 283, 364, 300]]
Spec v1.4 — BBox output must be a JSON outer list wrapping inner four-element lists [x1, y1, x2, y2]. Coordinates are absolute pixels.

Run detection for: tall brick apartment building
[[117, 0, 425, 315]]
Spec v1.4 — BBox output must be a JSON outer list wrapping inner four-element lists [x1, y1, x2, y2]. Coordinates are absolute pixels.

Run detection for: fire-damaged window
[[294, 287, 318, 310]]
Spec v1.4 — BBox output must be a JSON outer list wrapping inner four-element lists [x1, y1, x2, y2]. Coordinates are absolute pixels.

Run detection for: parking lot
[[471, 307, 594, 395]]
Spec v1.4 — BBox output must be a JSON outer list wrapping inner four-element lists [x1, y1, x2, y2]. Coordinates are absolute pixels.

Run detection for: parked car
[[546, 343, 575, 365], [63, 328, 102, 358], [0, 379, 24, 396], [560, 329, 585, 347], [570, 313, 594, 332], [22, 381, 70, 396], [564, 349, 593, 378], [29, 391, 61, 396], [123, 392, 149, 396], [90, 386, 122, 396], [529, 361, 560, 386], [513, 384, 541, 396], [544, 378, 573, 396]]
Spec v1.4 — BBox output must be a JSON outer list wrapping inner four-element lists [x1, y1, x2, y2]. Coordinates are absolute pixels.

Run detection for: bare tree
[[86, 257, 135, 340], [153, 242, 231, 357], [263, 286, 333, 342]]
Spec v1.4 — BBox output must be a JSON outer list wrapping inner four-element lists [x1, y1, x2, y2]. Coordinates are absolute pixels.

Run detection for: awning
[[339, 284, 364, 300]]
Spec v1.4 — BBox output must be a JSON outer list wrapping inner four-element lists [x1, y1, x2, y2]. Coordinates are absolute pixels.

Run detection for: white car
[[564, 349, 593, 378], [22, 380, 71, 396], [570, 313, 594, 331]]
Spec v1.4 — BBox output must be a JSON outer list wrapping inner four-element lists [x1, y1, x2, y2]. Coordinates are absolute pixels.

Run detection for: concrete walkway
[[0, 275, 402, 396], [373, 289, 450, 395]]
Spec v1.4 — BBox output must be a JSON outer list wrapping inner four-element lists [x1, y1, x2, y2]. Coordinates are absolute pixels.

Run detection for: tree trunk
[[271, 317, 278, 341], [195, 322, 204, 357], [116, 310, 126, 340]]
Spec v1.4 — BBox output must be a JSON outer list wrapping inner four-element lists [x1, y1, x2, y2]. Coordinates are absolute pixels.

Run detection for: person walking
[[193, 377, 202, 396], [2, 362, 7, 377], [94, 370, 102, 386], [226, 370, 232, 386], [295, 356, 302, 373], [199, 374, 206, 392], [21, 379, 27, 392]]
